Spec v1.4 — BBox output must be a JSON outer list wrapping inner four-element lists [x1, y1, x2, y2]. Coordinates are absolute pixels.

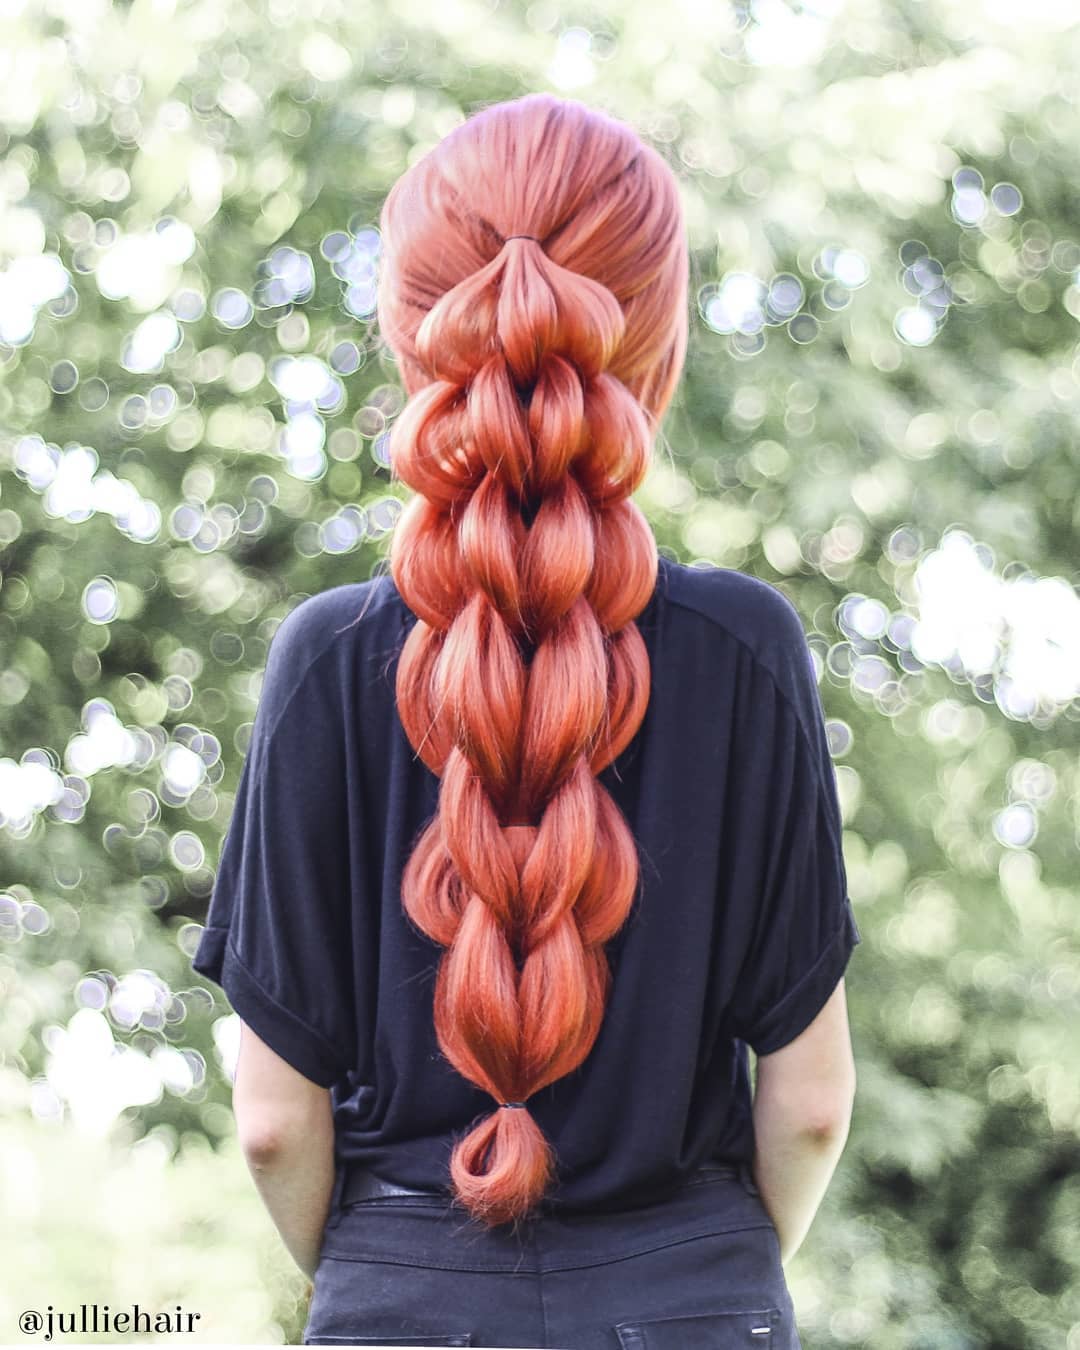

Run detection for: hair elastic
[[499, 1101, 527, 1109], [504, 234, 539, 242]]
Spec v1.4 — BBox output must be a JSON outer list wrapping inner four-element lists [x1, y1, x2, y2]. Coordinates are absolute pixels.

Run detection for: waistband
[[338, 1160, 747, 1212], [321, 1160, 768, 1273]]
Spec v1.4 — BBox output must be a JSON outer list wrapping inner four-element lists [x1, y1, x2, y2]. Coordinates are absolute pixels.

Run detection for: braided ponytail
[[377, 93, 689, 1228]]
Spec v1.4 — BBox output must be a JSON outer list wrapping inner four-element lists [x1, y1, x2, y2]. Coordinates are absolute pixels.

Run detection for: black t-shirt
[[192, 553, 861, 1212]]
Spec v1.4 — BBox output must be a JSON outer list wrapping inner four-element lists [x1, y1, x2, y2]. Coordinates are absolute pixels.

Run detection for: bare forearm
[[230, 1025, 338, 1280], [243, 1130, 335, 1279], [751, 1095, 851, 1266]]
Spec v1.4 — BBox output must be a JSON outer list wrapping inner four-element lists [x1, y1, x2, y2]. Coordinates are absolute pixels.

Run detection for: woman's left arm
[[232, 1020, 337, 1280]]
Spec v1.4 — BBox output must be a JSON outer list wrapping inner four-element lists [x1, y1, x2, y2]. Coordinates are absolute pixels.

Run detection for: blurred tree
[[1, 0, 1078, 1346]]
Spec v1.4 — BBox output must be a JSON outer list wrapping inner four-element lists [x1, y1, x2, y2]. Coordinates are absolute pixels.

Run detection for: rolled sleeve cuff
[[743, 903, 861, 1057], [191, 925, 347, 1088]]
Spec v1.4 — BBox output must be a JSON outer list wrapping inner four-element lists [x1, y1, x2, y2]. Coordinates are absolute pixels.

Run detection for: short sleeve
[[191, 600, 357, 1088], [727, 606, 861, 1057]]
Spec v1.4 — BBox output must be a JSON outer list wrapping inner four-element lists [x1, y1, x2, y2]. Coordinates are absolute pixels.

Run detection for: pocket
[[614, 1308, 781, 1348], [327, 1193, 456, 1235], [304, 1335, 473, 1346], [340, 1194, 454, 1212]]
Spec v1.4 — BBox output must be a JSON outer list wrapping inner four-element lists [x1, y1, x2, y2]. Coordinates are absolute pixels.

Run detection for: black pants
[[302, 1161, 801, 1348]]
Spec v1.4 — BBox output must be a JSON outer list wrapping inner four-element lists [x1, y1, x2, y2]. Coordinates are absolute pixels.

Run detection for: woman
[[193, 91, 861, 1348]]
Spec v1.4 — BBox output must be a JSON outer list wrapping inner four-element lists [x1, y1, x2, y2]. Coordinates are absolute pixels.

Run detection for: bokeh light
[[0, 0, 1077, 1344]]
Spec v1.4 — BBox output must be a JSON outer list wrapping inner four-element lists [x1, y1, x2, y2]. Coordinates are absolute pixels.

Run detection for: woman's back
[[193, 551, 860, 1214], [192, 90, 861, 1345]]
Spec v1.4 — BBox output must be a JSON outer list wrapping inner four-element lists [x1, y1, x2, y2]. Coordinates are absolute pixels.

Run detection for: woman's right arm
[[749, 978, 857, 1266]]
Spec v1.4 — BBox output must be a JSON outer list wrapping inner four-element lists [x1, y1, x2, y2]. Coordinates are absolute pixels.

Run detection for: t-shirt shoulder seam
[[664, 565, 838, 799], [663, 565, 800, 666], [749, 656, 843, 830], [254, 575, 396, 751]]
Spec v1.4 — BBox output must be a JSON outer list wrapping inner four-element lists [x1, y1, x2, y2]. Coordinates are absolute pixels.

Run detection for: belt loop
[[739, 1160, 761, 1197], [325, 1160, 347, 1229]]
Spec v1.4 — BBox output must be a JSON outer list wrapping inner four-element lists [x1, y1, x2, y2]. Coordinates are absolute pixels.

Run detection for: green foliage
[[0, 1110, 310, 1343], [1, 0, 1079, 1345]]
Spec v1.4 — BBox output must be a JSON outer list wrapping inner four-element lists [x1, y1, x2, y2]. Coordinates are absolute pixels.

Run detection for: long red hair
[[377, 92, 689, 1228]]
